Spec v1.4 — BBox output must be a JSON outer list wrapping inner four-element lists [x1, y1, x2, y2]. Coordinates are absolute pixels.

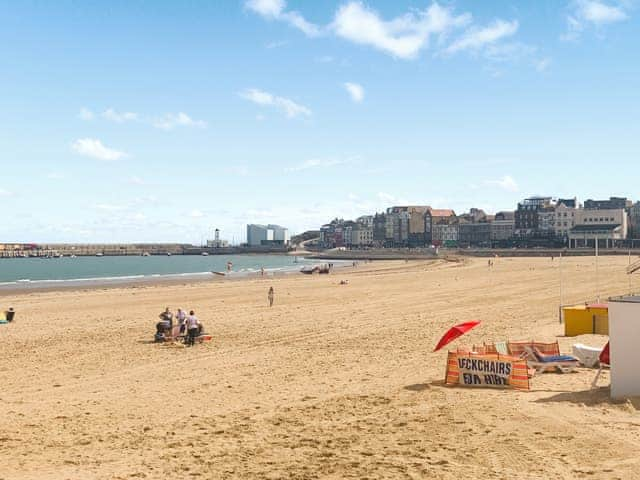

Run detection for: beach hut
[[563, 302, 608, 336], [608, 296, 640, 399]]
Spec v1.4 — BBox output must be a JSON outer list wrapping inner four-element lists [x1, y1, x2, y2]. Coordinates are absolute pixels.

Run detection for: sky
[[0, 0, 638, 244]]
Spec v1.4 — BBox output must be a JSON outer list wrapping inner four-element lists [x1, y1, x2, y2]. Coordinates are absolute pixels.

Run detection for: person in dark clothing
[[158, 307, 173, 333], [185, 310, 200, 347], [5, 308, 15, 322]]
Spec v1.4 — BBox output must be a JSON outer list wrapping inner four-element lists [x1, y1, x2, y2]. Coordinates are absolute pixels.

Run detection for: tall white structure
[[268, 224, 290, 245], [246, 224, 289, 246], [608, 296, 640, 399]]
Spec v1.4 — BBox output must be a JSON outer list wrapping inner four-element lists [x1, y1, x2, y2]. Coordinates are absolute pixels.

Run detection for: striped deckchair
[[522, 346, 579, 374], [508, 341, 560, 358]]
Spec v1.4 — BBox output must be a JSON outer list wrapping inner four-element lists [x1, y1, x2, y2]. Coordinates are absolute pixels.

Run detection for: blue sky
[[0, 0, 638, 243]]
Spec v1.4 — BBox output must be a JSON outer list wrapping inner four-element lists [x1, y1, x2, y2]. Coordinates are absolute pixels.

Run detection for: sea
[[0, 254, 324, 291]]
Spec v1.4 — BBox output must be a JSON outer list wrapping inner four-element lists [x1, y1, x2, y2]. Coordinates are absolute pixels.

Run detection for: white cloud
[[46, 172, 65, 180], [71, 138, 127, 161], [102, 108, 138, 123], [534, 57, 552, 72], [246, 0, 284, 17], [377, 192, 410, 206], [445, 19, 519, 54], [127, 176, 147, 185], [240, 88, 311, 118], [343, 82, 364, 103], [188, 209, 205, 218], [316, 55, 334, 63], [79, 108, 94, 121], [332, 1, 470, 59], [577, 0, 628, 23], [285, 158, 348, 172], [484, 175, 519, 192], [0, 188, 14, 197], [152, 112, 207, 130], [265, 40, 287, 49], [94, 203, 127, 212], [227, 165, 250, 176], [245, 0, 321, 37], [563, 1, 629, 40]]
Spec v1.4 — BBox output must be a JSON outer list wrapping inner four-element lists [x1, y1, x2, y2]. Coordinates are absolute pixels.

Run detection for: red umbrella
[[433, 320, 481, 352]]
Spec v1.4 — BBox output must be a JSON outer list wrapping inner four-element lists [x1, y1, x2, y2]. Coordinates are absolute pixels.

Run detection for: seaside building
[[458, 222, 491, 247], [206, 228, 229, 248], [246, 224, 289, 247], [407, 206, 431, 247], [629, 202, 640, 239], [491, 211, 516, 245], [372, 213, 387, 247], [351, 223, 374, 247], [515, 196, 553, 234], [356, 215, 374, 228], [385, 207, 413, 247], [553, 198, 578, 243], [432, 220, 459, 247], [568, 209, 628, 248], [425, 209, 456, 246], [457, 209, 491, 247], [584, 197, 631, 210]]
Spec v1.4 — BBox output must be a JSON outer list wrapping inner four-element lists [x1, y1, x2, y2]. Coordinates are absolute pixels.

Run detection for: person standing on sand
[[268, 287, 274, 307], [186, 310, 200, 347], [176, 308, 187, 334]]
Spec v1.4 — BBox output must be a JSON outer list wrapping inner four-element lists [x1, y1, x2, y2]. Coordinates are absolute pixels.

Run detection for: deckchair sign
[[445, 352, 530, 390], [457, 357, 512, 387]]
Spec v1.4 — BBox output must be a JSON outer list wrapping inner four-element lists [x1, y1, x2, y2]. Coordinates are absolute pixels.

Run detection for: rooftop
[[609, 295, 640, 304], [570, 224, 621, 232]]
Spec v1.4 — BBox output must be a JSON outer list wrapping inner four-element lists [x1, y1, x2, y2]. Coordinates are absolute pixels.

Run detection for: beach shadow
[[404, 383, 430, 392], [137, 340, 157, 344], [534, 386, 620, 406]]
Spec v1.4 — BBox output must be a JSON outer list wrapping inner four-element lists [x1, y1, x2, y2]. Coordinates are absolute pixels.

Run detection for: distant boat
[[142, 252, 151, 256], [166, 252, 172, 256], [70, 255, 77, 258], [96, 253, 104, 257], [201, 252, 209, 256]]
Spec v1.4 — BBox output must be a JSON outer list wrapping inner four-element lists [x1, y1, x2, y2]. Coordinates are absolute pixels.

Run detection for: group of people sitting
[[155, 307, 203, 346]]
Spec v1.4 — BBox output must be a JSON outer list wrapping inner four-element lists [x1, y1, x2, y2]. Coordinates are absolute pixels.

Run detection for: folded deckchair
[[522, 346, 579, 374], [494, 341, 509, 355], [591, 342, 610, 388]]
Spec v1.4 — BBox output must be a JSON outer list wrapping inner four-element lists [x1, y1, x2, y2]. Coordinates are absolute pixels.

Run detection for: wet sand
[[1, 256, 639, 479]]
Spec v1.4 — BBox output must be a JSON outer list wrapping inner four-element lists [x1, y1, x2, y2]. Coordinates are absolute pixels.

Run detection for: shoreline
[[0, 259, 358, 296]]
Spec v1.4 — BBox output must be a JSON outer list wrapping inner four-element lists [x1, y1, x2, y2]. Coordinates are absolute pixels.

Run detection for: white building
[[246, 224, 289, 247], [268, 224, 290, 245], [568, 209, 628, 248], [554, 200, 578, 240]]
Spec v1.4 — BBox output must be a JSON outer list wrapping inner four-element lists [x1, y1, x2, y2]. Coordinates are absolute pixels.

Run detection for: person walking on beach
[[268, 287, 274, 307], [186, 310, 200, 347]]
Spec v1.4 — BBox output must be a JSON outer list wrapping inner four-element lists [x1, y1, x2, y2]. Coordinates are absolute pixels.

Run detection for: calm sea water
[[0, 254, 319, 288]]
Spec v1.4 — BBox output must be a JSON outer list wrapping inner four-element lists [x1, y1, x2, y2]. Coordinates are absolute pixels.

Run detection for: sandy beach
[[1, 256, 639, 479]]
